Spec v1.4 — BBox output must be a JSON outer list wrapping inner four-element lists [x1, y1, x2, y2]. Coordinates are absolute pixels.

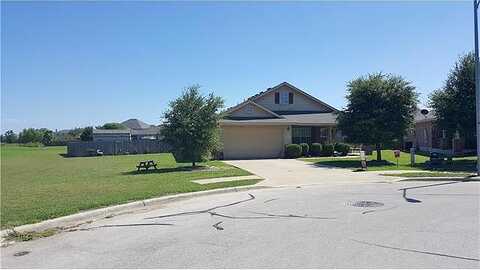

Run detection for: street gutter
[[0, 185, 270, 239]]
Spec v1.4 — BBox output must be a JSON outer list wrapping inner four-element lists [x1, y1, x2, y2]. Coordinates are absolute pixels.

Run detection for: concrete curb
[[397, 176, 480, 182], [396, 176, 479, 182], [0, 185, 270, 238]]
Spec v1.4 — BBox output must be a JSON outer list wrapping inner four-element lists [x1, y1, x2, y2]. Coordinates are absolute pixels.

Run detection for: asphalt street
[[1, 181, 479, 268]]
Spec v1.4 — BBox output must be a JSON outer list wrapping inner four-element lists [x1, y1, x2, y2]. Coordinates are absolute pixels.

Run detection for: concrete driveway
[[2, 181, 479, 268], [225, 159, 397, 187]]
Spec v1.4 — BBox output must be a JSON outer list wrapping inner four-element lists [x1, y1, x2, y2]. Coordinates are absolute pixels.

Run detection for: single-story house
[[93, 119, 162, 142], [403, 109, 474, 155], [92, 129, 131, 142], [219, 82, 341, 159]]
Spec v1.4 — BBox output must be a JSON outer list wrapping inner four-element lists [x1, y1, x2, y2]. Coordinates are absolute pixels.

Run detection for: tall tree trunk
[[192, 160, 196, 167], [375, 143, 382, 161]]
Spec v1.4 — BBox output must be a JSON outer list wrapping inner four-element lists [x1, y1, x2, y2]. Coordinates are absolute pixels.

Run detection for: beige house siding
[[221, 125, 289, 159], [229, 103, 276, 118], [254, 84, 331, 112]]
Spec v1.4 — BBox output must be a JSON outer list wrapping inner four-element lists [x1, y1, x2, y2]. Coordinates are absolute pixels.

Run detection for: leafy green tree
[[18, 128, 43, 143], [67, 128, 84, 138], [3, 130, 18, 143], [98, 123, 126, 130], [17, 128, 54, 144], [42, 130, 54, 146], [49, 128, 84, 143], [337, 73, 418, 161], [80, 127, 93, 141], [429, 52, 475, 148], [163, 85, 224, 167]]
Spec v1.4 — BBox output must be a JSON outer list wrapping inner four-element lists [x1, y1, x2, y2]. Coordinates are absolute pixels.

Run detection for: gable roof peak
[[254, 82, 339, 112], [121, 118, 152, 130], [225, 81, 339, 114], [225, 100, 284, 119]]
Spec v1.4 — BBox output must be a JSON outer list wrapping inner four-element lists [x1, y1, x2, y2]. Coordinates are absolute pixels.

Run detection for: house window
[[423, 128, 428, 144], [442, 130, 446, 139], [280, 92, 289, 104], [292, 127, 312, 144], [289, 92, 294, 104], [319, 128, 329, 140], [274, 92, 279, 104]]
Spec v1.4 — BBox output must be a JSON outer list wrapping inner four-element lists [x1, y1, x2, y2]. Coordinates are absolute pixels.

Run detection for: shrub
[[334, 143, 351, 156], [285, 144, 302, 158], [300, 143, 309, 157], [310, 143, 322, 156], [321, 143, 334, 156]]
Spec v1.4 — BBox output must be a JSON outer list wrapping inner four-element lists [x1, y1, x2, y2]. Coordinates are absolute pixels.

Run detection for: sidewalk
[[0, 185, 268, 240]]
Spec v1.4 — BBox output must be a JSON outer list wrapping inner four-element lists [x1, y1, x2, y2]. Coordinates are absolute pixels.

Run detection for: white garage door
[[222, 126, 286, 159]]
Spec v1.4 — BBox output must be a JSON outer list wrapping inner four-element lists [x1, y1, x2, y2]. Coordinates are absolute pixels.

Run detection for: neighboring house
[[403, 109, 473, 155], [122, 119, 163, 141], [92, 129, 131, 142], [93, 119, 162, 142], [219, 82, 341, 159]]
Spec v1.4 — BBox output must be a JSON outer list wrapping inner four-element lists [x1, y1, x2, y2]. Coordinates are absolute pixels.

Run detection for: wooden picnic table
[[136, 160, 158, 171]]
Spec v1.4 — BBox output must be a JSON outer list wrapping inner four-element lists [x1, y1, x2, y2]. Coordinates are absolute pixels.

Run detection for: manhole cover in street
[[13, 251, 30, 257], [347, 201, 384, 208]]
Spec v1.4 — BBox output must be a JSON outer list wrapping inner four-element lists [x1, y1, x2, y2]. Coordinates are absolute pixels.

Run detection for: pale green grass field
[[1, 145, 255, 228]]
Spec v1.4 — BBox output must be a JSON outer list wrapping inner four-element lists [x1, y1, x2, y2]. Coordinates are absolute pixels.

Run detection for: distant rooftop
[[414, 108, 436, 123], [121, 119, 153, 130], [93, 129, 131, 134]]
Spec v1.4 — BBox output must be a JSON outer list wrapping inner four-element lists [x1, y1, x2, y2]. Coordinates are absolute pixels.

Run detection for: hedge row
[[285, 142, 351, 158]]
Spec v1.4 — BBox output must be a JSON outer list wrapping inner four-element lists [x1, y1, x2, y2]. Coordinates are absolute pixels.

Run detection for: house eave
[[219, 120, 337, 127]]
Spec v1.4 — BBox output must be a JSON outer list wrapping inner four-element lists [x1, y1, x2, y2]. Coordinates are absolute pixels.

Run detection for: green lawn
[[300, 150, 477, 172], [1, 145, 256, 229]]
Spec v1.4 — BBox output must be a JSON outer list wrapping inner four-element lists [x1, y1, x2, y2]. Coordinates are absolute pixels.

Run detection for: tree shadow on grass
[[311, 159, 395, 169], [311, 158, 477, 173], [415, 159, 476, 172], [122, 165, 210, 175]]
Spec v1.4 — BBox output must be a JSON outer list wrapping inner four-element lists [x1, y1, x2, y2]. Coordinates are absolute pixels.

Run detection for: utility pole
[[474, 0, 480, 175]]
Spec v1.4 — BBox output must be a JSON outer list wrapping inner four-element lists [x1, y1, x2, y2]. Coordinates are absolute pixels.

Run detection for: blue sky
[[1, 1, 473, 132]]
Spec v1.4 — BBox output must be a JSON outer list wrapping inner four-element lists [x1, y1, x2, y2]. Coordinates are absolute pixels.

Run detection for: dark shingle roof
[[121, 119, 152, 130], [220, 112, 337, 126], [224, 82, 337, 114]]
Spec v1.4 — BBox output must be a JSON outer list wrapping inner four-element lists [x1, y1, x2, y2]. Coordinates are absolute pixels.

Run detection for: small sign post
[[394, 150, 401, 167], [360, 150, 367, 170], [410, 147, 416, 166]]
